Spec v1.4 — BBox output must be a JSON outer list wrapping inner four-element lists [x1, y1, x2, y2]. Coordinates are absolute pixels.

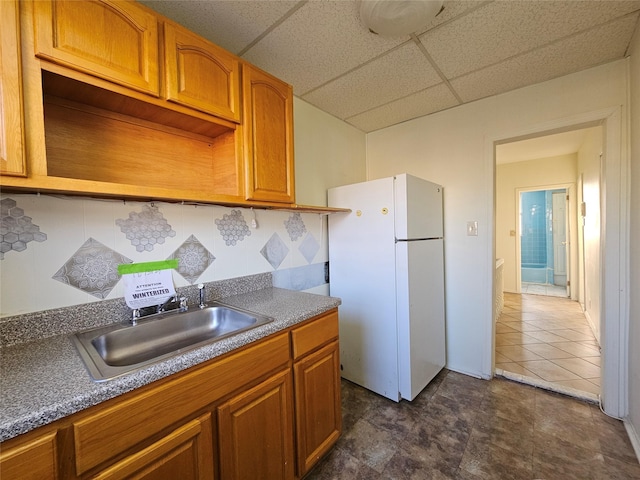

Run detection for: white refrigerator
[[328, 174, 445, 402]]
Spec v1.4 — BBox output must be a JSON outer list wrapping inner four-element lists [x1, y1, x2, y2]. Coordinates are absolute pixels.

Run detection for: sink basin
[[72, 303, 273, 381]]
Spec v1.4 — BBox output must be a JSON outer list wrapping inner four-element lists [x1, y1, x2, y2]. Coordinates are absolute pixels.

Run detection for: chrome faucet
[[198, 284, 206, 308]]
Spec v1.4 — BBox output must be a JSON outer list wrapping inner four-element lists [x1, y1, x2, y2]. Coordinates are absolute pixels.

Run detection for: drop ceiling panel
[[240, 0, 406, 94], [451, 14, 639, 103], [139, 0, 299, 54], [302, 42, 442, 119], [346, 83, 459, 132], [140, 0, 640, 133], [421, 0, 640, 78]]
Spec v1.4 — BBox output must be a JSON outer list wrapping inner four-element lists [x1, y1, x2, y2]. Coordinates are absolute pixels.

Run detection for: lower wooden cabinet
[[218, 370, 295, 480], [294, 341, 341, 477], [0, 309, 341, 480], [91, 414, 214, 480], [0, 431, 58, 480]]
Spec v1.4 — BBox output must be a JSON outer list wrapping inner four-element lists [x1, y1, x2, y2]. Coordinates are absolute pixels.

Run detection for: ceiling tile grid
[[301, 41, 443, 119], [345, 82, 460, 132], [449, 12, 640, 103], [241, 0, 406, 94], [140, 0, 640, 133], [140, 0, 300, 54], [422, 1, 640, 78]]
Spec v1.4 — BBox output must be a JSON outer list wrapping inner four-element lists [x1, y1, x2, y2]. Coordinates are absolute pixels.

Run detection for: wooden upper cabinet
[[33, 0, 160, 96], [242, 64, 295, 204], [0, 0, 27, 177], [163, 22, 240, 123]]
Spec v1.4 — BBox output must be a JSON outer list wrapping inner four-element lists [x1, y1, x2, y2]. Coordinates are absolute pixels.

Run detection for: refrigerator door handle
[[395, 237, 443, 243]]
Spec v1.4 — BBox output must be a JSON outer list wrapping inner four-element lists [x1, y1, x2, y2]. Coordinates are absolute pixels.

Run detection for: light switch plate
[[467, 221, 478, 236]]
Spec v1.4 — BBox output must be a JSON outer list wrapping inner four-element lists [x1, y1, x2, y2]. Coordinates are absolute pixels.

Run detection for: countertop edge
[[0, 287, 341, 442]]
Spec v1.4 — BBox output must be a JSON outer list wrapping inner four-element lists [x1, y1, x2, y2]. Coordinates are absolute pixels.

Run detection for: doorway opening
[[518, 187, 570, 298], [494, 126, 603, 400]]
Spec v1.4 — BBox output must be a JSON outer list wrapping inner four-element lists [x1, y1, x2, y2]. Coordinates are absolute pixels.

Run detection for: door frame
[[514, 184, 575, 297], [485, 106, 628, 418]]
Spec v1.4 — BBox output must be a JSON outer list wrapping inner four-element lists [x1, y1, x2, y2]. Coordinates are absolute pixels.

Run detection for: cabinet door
[[33, 0, 159, 95], [0, 0, 27, 177], [242, 64, 295, 204], [0, 431, 58, 480], [90, 414, 214, 480], [163, 22, 240, 123], [294, 341, 342, 477], [218, 370, 294, 480]]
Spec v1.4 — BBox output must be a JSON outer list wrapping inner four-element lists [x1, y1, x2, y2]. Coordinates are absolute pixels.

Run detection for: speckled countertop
[[0, 279, 340, 442]]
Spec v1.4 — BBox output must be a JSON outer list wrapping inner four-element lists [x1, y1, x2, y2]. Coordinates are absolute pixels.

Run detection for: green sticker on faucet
[[118, 259, 179, 275]]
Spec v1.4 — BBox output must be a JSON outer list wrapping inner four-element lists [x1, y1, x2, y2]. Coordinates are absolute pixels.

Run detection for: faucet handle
[[198, 283, 206, 309]]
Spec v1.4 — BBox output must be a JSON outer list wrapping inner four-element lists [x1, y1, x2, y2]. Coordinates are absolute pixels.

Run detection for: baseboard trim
[[624, 418, 640, 464]]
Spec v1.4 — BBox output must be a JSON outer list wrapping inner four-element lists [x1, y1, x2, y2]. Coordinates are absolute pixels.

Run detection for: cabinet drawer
[[73, 332, 289, 475], [91, 414, 214, 480], [0, 431, 58, 480], [291, 310, 338, 360]]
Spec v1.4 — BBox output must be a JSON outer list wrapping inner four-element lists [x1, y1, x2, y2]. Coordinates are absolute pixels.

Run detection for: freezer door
[[396, 238, 446, 401], [328, 178, 401, 401], [394, 174, 443, 240]]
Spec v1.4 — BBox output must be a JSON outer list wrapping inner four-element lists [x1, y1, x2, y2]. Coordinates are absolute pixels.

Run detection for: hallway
[[495, 292, 600, 398]]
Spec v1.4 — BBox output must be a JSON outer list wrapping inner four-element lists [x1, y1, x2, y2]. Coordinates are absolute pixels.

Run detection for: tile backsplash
[[0, 194, 330, 317]]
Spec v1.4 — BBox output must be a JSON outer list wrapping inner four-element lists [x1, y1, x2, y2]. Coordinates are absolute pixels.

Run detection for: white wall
[[0, 99, 366, 317], [627, 26, 640, 457], [495, 154, 578, 294], [366, 60, 628, 379], [577, 128, 604, 341], [294, 97, 367, 206]]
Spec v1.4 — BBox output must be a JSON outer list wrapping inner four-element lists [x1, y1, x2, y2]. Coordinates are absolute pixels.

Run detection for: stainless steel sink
[[72, 303, 273, 381]]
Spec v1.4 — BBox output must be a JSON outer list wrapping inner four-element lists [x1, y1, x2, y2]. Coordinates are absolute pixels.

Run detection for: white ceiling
[[140, 0, 640, 133], [495, 127, 601, 165]]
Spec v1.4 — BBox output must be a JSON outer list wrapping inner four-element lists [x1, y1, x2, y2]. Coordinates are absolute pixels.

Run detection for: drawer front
[[291, 310, 338, 360], [73, 332, 289, 475], [0, 431, 58, 480]]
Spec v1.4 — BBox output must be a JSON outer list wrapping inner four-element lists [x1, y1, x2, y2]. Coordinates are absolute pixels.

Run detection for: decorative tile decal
[[299, 232, 320, 264], [261, 233, 289, 270], [116, 204, 176, 252], [215, 209, 251, 246], [284, 213, 306, 241], [168, 234, 215, 284], [0, 198, 47, 260], [52, 237, 132, 299]]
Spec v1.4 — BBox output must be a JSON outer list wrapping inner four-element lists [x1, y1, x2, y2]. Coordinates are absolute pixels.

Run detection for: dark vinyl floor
[[305, 370, 640, 479]]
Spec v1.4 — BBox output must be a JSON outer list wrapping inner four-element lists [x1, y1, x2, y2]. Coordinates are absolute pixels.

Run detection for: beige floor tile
[[525, 330, 571, 343], [495, 293, 600, 397], [552, 378, 600, 396], [583, 356, 601, 367], [522, 343, 575, 360], [496, 332, 544, 346], [496, 362, 542, 379], [519, 360, 580, 382], [550, 358, 601, 379], [551, 329, 596, 341], [495, 352, 511, 363], [496, 323, 519, 334], [496, 345, 543, 362], [498, 321, 542, 333], [551, 341, 600, 357]]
